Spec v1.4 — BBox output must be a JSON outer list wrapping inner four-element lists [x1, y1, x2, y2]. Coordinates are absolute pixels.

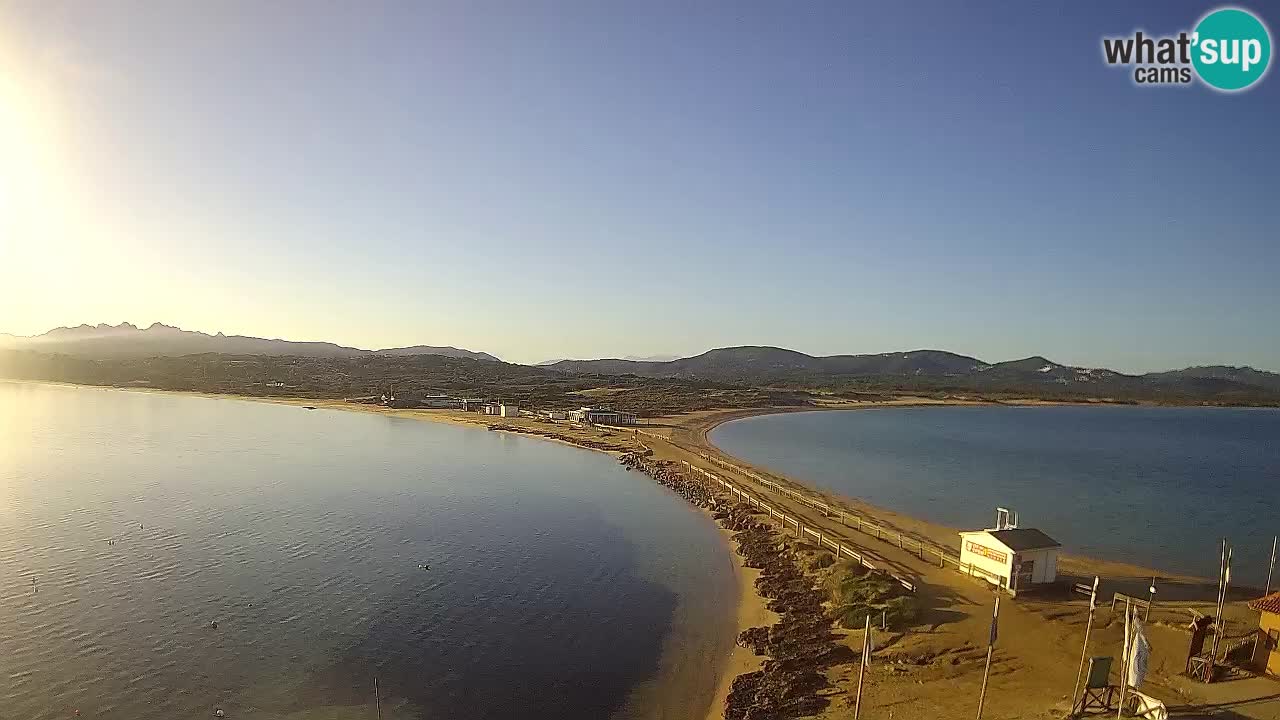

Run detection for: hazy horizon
[[3, 1, 1277, 369], [5, 318, 1280, 374]]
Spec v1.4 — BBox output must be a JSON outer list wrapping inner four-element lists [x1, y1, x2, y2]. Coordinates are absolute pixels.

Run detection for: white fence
[[678, 459, 917, 593]]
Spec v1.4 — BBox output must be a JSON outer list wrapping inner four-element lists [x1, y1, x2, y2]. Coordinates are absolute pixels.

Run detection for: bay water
[[0, 382, 734, 719], [711, 405, 1280, 586]]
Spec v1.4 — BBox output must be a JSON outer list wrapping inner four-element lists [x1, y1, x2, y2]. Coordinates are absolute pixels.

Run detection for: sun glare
[[0, 35, 95, 331], [0, 71, 63, 242]]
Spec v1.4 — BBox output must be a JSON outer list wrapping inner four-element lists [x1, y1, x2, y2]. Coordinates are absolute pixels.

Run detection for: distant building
[[460, 398, 486, 412], [1250, 592, 1280, 676], [266, 381, 286, 389], [421, 394, 458, 409], [568, 407, 638, 426], [541, 410, 569, 421], [482, 403, 501, 415], [499, 404, 519, 418]]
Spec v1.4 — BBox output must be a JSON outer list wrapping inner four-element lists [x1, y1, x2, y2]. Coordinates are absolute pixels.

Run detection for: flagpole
[[1117, 600, 1130, 719], [1145, 576, 1156, 622], [1070, 576, 1099, 718], [1210, 539, 1226, 666], [1266, 535, 1276, 597], [976, 594, 1000, 720], [1212, 542, 1231, 664], [855, 614, 870, 720]]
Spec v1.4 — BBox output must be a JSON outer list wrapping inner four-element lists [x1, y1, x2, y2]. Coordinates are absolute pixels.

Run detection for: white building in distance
[[568, 407, 638, 425]]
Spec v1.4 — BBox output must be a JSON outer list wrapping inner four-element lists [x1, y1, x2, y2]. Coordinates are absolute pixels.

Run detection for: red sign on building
[[965, 540, 1008, 565]]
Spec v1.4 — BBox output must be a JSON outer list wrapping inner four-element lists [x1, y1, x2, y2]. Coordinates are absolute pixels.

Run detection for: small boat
[[417, 563, 430, 570]]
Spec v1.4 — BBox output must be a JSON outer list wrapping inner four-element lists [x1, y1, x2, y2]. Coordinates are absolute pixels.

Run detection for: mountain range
[[0, 323, 500, 362], [543, 346, 1280, 401], [4, 325, 1278, 404]]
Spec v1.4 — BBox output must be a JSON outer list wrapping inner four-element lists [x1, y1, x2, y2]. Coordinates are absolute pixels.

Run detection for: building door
[[1014, 559, 1034, 589]]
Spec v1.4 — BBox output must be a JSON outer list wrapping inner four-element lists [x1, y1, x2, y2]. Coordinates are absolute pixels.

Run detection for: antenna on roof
[[995, 507, 1018, 530]]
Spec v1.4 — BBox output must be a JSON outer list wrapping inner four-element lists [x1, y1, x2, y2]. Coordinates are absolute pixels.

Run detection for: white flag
[[1127, 618, 1151, 688]]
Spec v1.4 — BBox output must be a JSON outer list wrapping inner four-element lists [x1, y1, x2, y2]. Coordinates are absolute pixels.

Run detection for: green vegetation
[[0, 350, 812, 416], [824, 559, 918, 630], [808, 550, 836, 570]]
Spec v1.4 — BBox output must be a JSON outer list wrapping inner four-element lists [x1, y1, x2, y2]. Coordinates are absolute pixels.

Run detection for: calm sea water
[[0, 382, 733, 720], [711, 406, 1280, 586]]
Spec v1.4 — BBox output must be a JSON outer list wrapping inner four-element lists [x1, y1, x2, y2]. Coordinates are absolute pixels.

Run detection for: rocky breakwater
[[617, 451, 851, 720], [724, 519, 852, 720], [619, 451, 717, 508]]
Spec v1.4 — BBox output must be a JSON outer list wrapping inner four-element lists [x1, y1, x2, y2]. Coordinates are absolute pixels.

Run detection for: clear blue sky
[[1, 1, 1276, 370]]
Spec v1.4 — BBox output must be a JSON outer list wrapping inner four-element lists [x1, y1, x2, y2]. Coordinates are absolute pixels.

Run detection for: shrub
[[834, 603, 878, 629], [808, 551, 836, 570], [883, 595, 919, 628]]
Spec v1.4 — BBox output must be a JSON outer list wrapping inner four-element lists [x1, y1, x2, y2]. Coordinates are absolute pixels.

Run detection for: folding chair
[[1074, 656, 1116, 716]]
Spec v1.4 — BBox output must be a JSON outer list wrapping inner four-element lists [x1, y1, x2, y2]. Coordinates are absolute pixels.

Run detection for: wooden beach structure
[[958, 509, 1060, 594]]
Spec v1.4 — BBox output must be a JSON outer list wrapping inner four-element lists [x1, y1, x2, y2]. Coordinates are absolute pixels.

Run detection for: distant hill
[[0, 323, 499, 362], [544, 346, 1280, 404], [375, 346, 500, 362], [621, 354, 681, 362], [1145, 365, 1280, 393], [534, 353, 680, 366], [546, 346, 985, 382]]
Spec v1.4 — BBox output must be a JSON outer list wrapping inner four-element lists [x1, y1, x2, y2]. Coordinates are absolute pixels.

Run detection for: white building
[[541, 410, 569, 421], [499, 404, 519, 418], [958, 527, 1060, 594], [567, 407, 638, 425]]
